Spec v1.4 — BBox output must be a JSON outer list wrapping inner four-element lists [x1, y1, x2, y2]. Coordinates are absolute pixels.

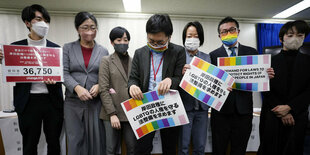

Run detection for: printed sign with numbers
[[1, 45, 63, 82]]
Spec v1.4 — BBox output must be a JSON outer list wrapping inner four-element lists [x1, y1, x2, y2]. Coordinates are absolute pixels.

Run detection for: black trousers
[[17, 94, 63, 155], [211, 111, 253, 155], [134, 126, 179, 155]]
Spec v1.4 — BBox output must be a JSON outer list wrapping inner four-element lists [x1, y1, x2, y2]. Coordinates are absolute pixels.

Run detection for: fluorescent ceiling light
[[273, 0, 310, 18], [122, 0, 141, 12]]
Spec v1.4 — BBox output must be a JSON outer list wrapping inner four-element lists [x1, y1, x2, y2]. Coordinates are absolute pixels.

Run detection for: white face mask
[[31, 21, 49, 38], [185, 38, 200, 51], [283, 36, 304, 50]]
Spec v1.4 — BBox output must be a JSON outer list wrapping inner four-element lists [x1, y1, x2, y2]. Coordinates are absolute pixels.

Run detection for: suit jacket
[[180, 50, 210, 111], [12, 39, 64, 114], [210, 44, 258, 115], [99, 53, 132, 121], [128, 42, 186, 93], [63, 40, 109, 99]]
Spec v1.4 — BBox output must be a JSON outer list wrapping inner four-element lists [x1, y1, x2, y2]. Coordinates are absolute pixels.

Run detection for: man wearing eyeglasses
[[128, 14, 186, 155], [209, 16, 274, 155]]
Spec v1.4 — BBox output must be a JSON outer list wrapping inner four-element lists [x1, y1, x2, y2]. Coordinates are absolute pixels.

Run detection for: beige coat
[[98, 52, 132, 121]]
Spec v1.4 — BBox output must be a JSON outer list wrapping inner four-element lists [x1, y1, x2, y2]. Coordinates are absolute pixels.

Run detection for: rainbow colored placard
[[217, 54, 271, 92], [180, 56, 235, 111], [121, 90, 189, 139], [218, 55, 269, 66]]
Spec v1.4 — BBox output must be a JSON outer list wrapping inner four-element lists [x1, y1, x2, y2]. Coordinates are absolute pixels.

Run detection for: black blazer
[[128, 42, 186, 93], [210, 44, 258, 115], [262, 50, 310, 117], [12, 39, 64, 114]]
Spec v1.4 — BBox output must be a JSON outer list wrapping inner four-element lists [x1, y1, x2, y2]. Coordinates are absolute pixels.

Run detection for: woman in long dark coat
[[258, 20, 310, 155]]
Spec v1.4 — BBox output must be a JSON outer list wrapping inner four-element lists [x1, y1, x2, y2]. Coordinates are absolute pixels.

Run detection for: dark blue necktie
[[229, 47, 236, 57]]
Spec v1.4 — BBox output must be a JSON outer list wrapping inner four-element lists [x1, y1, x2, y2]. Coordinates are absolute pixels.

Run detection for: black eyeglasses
[[147, 38, 169, 46], [79, 25, 97, 32], [220, 27, 238, 35]]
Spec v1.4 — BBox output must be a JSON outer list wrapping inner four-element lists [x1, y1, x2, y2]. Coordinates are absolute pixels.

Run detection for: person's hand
[[89, 84, 99, 97], [158, 78, 172, 95], [227, 86, 233, 91], [109, 88, 116, 94], [281, 113, 295, 126], [74, 85, 93, 101], [272, 105, 291, 117], [44, 78, 56, 85], [182, 64, 191, 75], [267, 68, 275, 79], [129, 85, 143, 100], [110, 115, 121, 129], [0, 49, 3, 64]]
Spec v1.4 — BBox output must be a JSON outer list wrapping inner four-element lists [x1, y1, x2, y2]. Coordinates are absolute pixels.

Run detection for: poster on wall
[[217, 54, 271, 92], [1, 45, 63, 82], [121, 90, 189, 139], [179, 56, 235, 111]]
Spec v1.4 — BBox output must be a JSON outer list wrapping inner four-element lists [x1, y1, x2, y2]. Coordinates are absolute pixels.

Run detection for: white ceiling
[[0, 0, 308, 20]]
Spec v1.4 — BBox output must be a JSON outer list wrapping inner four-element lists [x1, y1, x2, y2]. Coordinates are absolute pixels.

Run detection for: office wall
[[0, 13, 260, 110]]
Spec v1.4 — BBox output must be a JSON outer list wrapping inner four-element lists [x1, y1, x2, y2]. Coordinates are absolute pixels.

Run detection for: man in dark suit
[[128, 14, 186, 155], [209, 17, 274, 155], [0, 4, 63, 155]]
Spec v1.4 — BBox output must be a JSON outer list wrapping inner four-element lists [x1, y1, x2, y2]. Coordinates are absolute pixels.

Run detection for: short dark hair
[[109, 26, 131, 42], [74, 12, 98, 30], [182, 21, 204, 46], [217, 16, 239, 34], [146, 14, 173, 36], [279, 20, 310, 42], [22, 4, 50, 26]]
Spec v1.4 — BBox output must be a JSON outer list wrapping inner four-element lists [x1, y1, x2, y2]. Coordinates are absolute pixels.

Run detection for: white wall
[[0, 13, 260, 110]]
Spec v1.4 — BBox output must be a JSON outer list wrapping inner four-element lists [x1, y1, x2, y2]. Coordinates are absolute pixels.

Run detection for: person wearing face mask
[[178, 21, 210, 155], [209, 17, 275, 155], [258, 20, 310, 155], [63, 12, 109, 155], [128, 14, 186, 155], [98, 26, 136, 155], [0, 4, 64, 155]]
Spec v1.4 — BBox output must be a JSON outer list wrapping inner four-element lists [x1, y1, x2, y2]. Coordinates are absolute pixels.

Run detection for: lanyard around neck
[[150, 52, 164, 82]]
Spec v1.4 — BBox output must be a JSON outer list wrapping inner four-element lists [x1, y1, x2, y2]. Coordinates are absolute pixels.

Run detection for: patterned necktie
[[229, 47, 236, 57]]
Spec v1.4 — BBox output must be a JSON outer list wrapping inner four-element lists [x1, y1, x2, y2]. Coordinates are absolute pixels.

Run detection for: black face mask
[[114, 44, 129, 54]]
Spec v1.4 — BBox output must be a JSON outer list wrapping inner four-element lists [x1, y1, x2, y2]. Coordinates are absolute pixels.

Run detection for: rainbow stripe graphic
[[123, 91, 164, 112], [191, 57, 234, 86], [180, 80, 223, 108], [232, 82, 269, 91], [121, 90, 189, 139], [147, 43, 167, 53], [220, 33, 238, 46], [218, 55, 270, 66], [135, 114, 187, 138]]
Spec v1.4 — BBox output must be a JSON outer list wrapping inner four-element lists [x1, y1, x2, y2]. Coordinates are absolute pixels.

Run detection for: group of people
[[0, 4, 309, 155]]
